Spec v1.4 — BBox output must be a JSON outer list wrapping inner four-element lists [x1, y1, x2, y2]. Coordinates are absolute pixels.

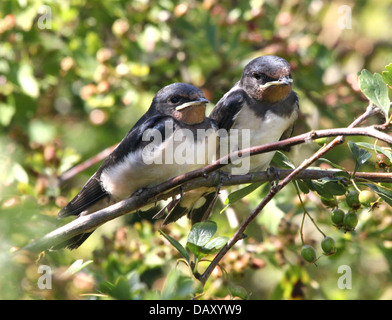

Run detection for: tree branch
[[58, 144, 117, 185], [22, 108, 392, 253]]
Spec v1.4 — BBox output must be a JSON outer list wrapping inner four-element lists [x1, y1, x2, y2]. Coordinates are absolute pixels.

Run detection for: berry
[[376, 153, 388, 169], [358, 190, 376, 206], [314, 137, 329, 146], [345, 191, 361, 210], [343, 211, 358, 230], [301, 245, 317, 263], [321, 237, 336, 255], [331, 208, 345, 226]]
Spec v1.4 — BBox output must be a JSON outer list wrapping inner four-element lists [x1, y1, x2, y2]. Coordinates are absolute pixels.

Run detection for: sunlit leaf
[[28, 120, 56, 144], [355, 142, 392, 163], [187, 221, 217, 248], [382, 63, 392, 88], [365, 183, 392, 207], [0, 103, 15, 126], [64, 259, 93, 275], [12, 163, 29, 184], [17, 62, 39, 98], [203, 236, 228, 252], [186, 221, 219, 258], [358, 69, 390, 119]]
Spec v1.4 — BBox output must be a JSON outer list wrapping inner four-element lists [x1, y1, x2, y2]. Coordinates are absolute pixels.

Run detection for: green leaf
[[12, 162, 29, 184], [161, 269, 196, 300], [348, 141, 372, 174], [100, 272, 147, 300], [159, 230, 189, 262], [106, 276, 132, 300], [332, 171, 351, 180], [310, 180, 333, 198], [272, 151, 295, 169], [355, 142, 392, 163], [382, 63, 392, 87], [318, 158, 345, 170], [364, 183, 392, 207], [0, 103, 15, 127], [187, 221, 217, 248], [358, 69, 390, 119], [28, 119, 57, 144], [296, 180, 310, 194], [64, 259, 93, 275], [186, 221, 219, 258], [17, 61, 39, 98], [322, 181, 347, 196], [203, 236, 229, 252], [223, 182, 265, 206], [229, 284, 249, 300]]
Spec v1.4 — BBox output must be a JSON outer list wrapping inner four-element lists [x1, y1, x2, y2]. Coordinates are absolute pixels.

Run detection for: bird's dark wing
[[209, 85, 246, 131], [58, 114, 176, 218], [188, 190, 220, 224], [100, 113, 176, 167], [57, 174, 108, 218], [162, 189, 219, 225]]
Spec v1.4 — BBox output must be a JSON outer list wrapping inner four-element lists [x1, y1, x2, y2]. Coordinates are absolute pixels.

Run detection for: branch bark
[[22, 109, 392, 254]]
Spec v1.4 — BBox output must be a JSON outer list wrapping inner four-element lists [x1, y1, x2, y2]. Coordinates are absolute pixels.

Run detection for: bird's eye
[[252, 73, 262, 80], [169, 96, 180, 104]]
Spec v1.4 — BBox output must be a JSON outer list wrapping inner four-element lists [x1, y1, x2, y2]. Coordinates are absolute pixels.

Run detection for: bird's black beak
[[176, 97, 209, 111]]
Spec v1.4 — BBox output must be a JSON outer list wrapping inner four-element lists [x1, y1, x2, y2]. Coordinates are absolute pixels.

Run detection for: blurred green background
[[1, 0, 392, 300]]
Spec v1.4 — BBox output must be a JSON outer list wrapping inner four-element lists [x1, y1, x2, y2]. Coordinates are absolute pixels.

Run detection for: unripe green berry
[[343, 211, 358, 230], [346, 191, 361, 210], [301, 245, 317, 263], [315, 137, 329, 146], [331, 208, 345, 225], [321, 237, 336, 255], [358, 190, 376, 206]]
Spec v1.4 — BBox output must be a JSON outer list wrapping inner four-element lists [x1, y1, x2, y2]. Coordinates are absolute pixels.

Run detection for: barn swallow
[[163, 56, 299, 224], [57, 83, 218, 249]]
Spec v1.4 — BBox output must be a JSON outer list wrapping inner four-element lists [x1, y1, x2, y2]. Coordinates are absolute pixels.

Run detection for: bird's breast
[[100, 127, 218, 200], [224, 103, 297, 173]]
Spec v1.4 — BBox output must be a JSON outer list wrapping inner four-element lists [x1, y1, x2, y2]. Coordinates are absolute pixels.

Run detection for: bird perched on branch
[[163, 55, 299, 224], [57, 83, 218, 249]]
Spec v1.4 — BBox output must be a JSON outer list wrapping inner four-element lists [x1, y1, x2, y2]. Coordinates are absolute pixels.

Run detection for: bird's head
[[240, 55, 293, 104], [152, 83, 209, 125]]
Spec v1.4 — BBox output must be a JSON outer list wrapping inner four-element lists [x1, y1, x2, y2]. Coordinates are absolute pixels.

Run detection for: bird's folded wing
[[58, 115, 176, 218], [209, 87, 245, 131]]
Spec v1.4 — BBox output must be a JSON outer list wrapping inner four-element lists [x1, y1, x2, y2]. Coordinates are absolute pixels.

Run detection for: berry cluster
[[301, 188, 378, 264]]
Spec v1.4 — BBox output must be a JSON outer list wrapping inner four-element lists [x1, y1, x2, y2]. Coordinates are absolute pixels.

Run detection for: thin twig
[[58, 144, 117, 184]]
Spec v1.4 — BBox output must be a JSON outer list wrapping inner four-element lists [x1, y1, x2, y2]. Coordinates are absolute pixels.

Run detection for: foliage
[[1, 0, 392, 300]]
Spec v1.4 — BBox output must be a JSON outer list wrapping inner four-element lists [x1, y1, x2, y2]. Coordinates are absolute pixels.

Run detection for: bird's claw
[[267, 166, 280, 187]]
